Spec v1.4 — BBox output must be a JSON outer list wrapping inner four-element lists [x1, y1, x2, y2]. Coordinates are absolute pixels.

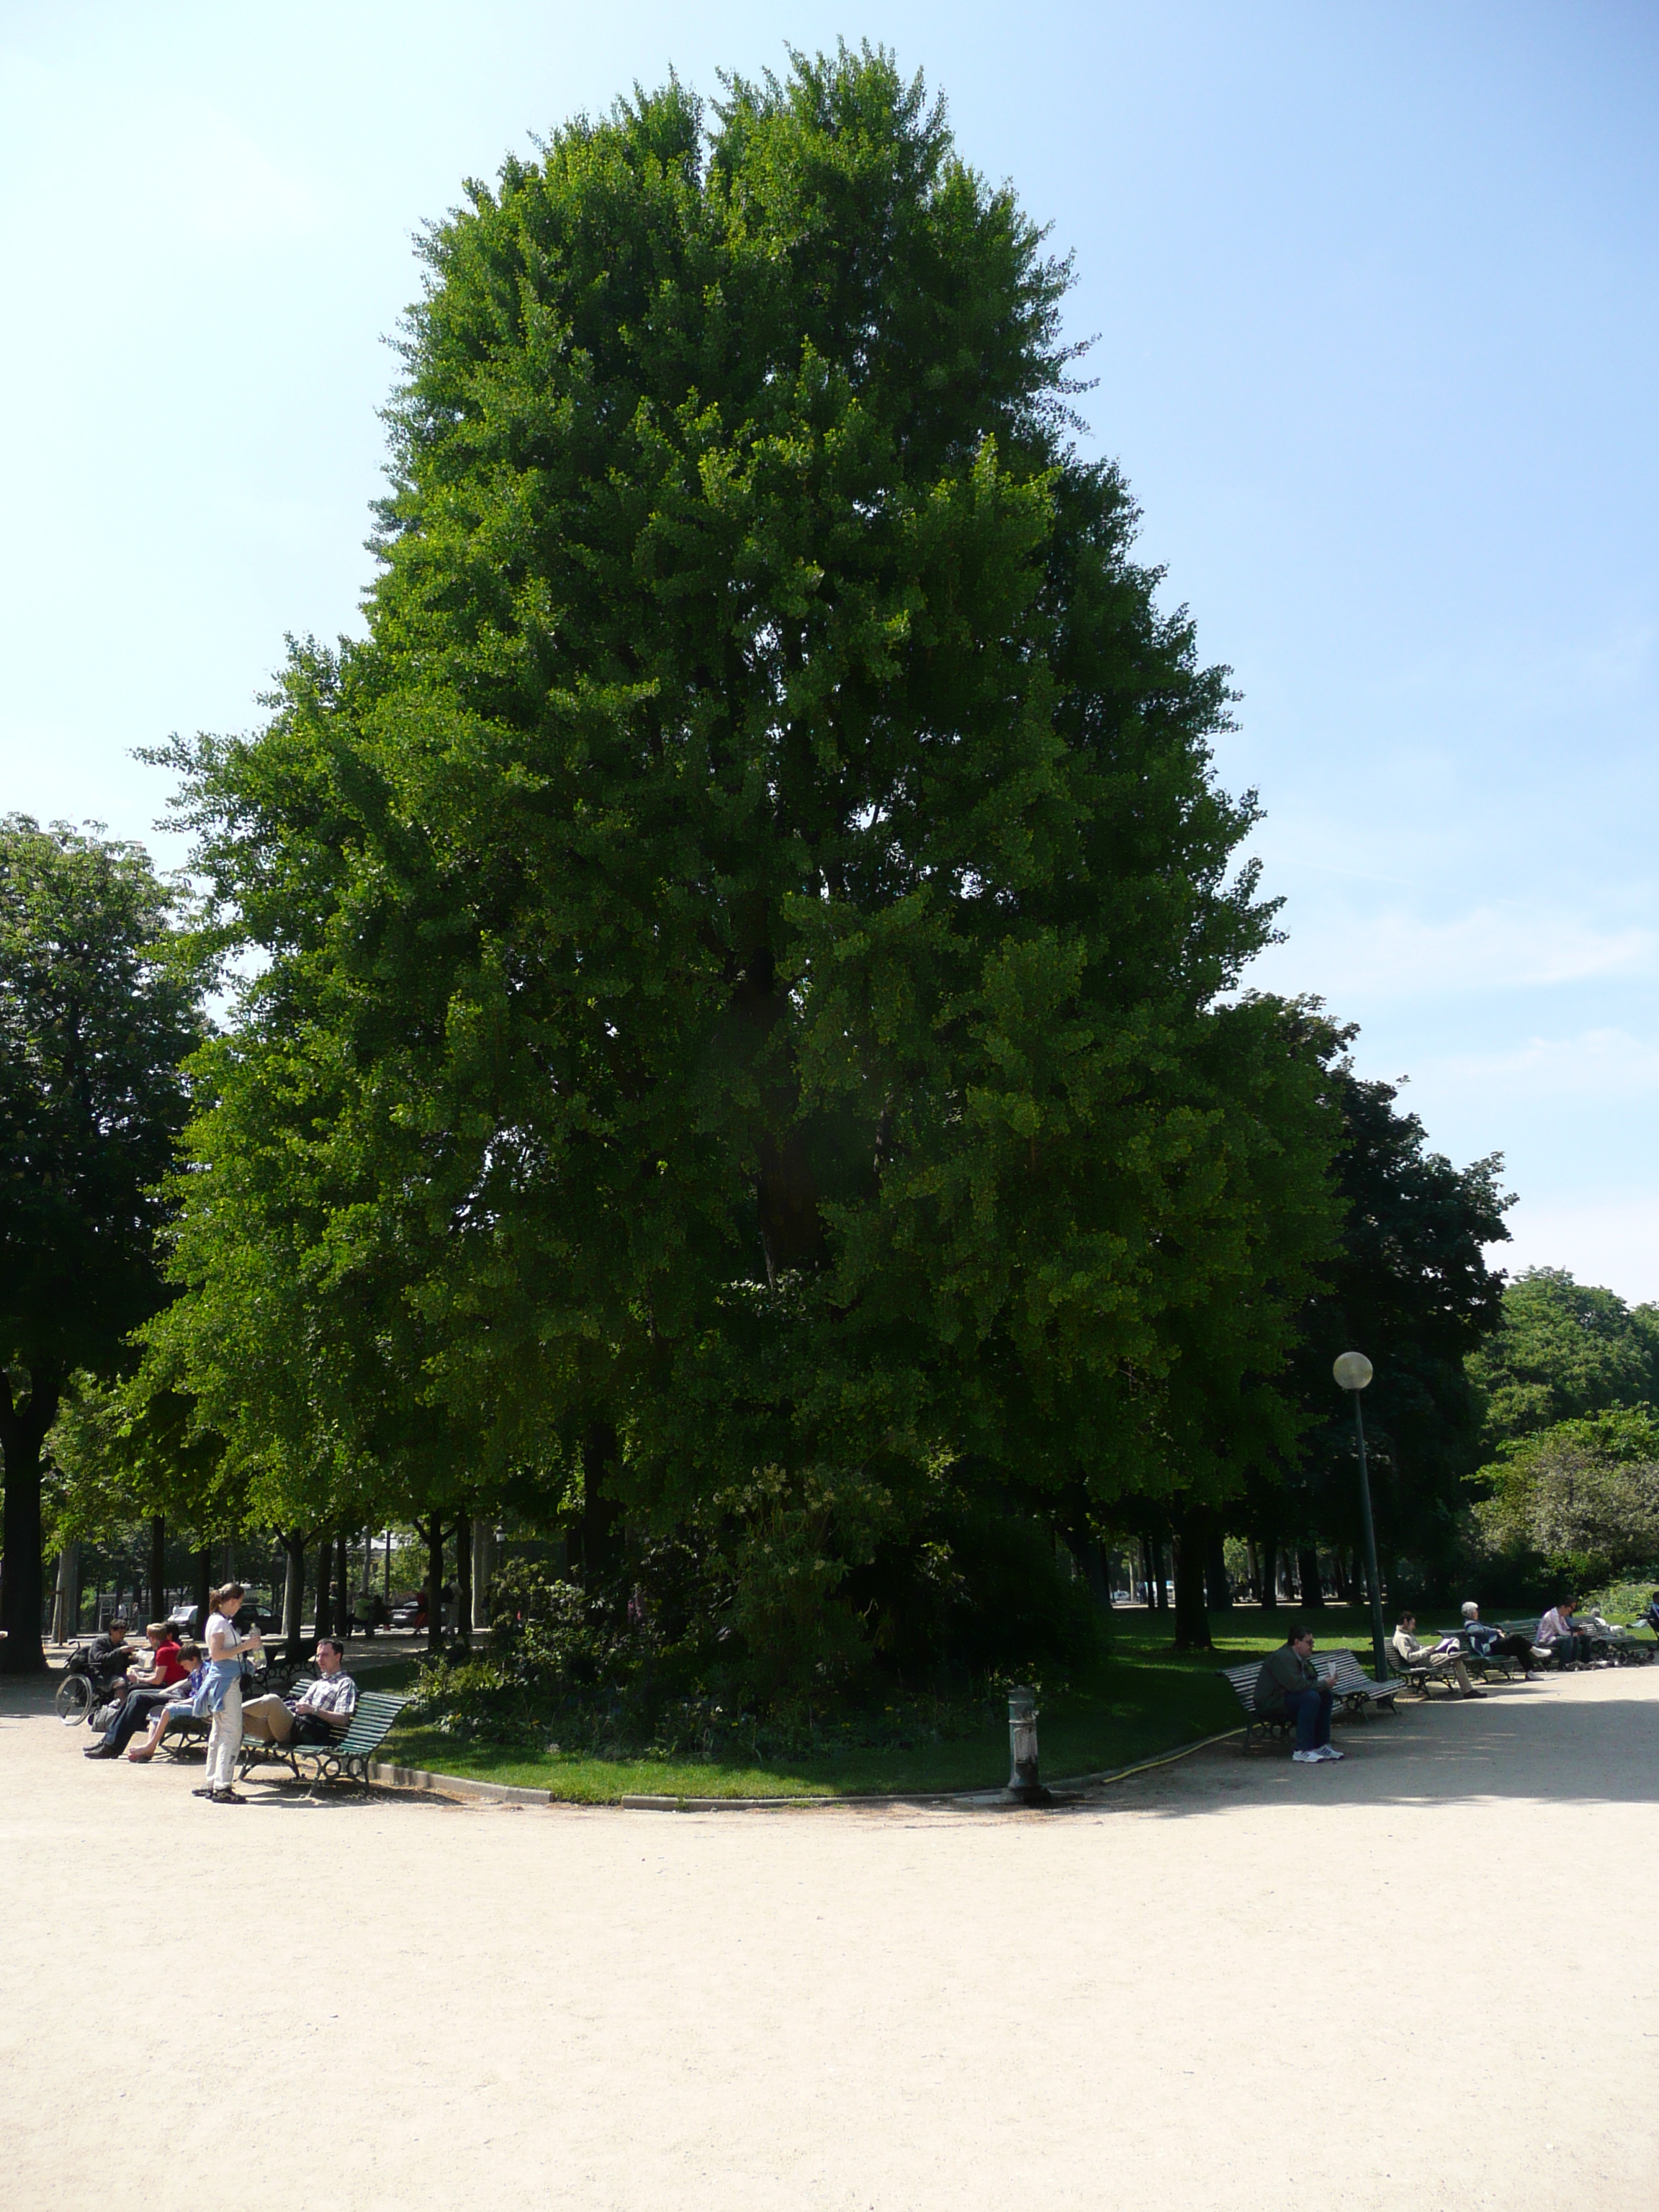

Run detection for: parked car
[[390, 1592, 428, 1631]]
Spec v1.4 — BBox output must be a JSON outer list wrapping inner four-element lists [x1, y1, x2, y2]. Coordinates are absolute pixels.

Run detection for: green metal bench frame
[[236, 1689, 410, 1789]]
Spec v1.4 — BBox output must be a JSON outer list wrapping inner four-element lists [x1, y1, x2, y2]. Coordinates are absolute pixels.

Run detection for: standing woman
[[194, 1581, 261, 1804]]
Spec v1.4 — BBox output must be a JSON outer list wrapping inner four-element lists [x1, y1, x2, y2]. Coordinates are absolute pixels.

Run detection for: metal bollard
[[1006, 1685, 1040, 1799]]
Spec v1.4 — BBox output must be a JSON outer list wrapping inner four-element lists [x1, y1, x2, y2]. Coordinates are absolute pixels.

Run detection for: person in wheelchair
[[84, 1624, 191, 1758], [86, 1618, 135, 1695], [238, 1637, 358, 1746]]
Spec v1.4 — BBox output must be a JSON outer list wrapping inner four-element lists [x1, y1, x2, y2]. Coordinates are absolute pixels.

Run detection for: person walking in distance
[[194, 1583, 261, 1805]]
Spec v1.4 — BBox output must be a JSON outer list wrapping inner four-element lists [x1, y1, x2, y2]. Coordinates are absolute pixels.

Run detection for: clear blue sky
[[4, 1, 1655, 1293]]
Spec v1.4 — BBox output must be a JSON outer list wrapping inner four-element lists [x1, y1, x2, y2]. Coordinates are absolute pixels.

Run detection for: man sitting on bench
[[239, 1638, 358, 1745], [1391, 1612, 1485, 1698], [1537, 1599, 1589, 1669], [1254, 1624, 1344, 1763], [1460, 1602, 1540, 1676]]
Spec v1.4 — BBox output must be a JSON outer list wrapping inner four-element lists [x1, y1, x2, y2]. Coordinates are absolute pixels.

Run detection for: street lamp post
[[1334, 1352, 1390, 1685]]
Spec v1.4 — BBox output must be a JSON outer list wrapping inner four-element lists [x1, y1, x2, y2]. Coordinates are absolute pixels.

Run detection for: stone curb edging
[[369, 1762, 561, 1807], [367, 1724, 1244, 1813]]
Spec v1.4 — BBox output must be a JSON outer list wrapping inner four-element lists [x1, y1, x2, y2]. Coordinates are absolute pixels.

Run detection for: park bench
[[1218, 1654, 1395, 1750], [1578, 1619, 1655, 1665], [1449, 1629, 1527, 1683], [157, 1709, 208, 1758], [1380, 1643, 1458, 1696], [1326, 1650, 1398, 1714], [154, 1658, 307, 1758], [236, 1689, 411, 1789]]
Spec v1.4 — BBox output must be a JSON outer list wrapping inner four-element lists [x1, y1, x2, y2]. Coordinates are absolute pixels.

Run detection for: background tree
[[1473, 1406, 1659, 1591], [1262, 1007, 1511, 1604], [1468, 1267, 1659, 1449], [0, 817, 207, 1672], [155, 49, 1341, 1693], [47, 1372, 230, 1628]]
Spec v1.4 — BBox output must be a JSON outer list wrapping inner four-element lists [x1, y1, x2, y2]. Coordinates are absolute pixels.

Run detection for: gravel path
[[3, 1662, 1655, 2208]]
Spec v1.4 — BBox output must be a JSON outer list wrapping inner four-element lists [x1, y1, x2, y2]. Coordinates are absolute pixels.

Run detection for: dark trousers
[[1280, 1686, 1334, 1752], [99, 1686, 174, 1753]]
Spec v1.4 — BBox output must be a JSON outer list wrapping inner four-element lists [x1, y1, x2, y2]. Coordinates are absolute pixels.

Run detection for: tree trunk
[[734, 944, 828, 1282], [580, 1421, 622, 1590], [314, 1533, 335, 1641], [148, 1514, 166, 1626], [1172, 1506, 1213, 1650], [1331, 1548, 1352, 1604], [1296, 1546, 1326, 1611], [281, 1534, 307, 1663], [1205, 1531, 1233, 1614], [333, 1529, 350, 1640], [1084, 1539, 1112, 1608], [454, 1511, 472, 1642], [0, 1366, 60, 1674], [425, 1518, 444, 1653], [1148, 1537, 1168, 1611], [50, 1542, 80, 1643], [1061, 1486, 1111, 1609], [1256, 1531, 1280, 1615], [472, 1518, 494, 1632], [193, 1546, 211, 1632]]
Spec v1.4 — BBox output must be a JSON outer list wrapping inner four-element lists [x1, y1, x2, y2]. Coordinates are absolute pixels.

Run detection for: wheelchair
[[55, 1645, 120, 1727]]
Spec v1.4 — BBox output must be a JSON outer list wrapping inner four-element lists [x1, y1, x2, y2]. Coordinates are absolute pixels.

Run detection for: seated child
[[125, 1644, 206, 1761]]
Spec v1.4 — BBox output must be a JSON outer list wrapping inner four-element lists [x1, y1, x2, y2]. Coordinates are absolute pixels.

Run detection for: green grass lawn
[[372, 1604, 1406, 1803]]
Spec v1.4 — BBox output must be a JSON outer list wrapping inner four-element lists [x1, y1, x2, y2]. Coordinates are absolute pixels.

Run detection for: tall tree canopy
[[156, 49, 1341, 1675], [0, 817, 206, 1671]]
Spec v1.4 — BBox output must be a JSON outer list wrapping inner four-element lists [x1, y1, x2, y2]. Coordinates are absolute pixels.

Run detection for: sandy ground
[[2, 1665, 1655, 2211]]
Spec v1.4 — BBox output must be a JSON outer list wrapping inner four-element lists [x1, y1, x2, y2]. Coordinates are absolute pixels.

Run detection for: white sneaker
[[1316, 1744, 1344, 1760], [1292, 1749, 1321, 1762]]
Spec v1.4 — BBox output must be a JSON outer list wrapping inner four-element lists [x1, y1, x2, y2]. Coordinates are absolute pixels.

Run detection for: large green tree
[[0, 817, 206, 1671], [156, 50, 1340, 1676]]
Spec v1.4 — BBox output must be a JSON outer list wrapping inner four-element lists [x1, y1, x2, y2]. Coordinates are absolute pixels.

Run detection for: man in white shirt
[[239, 1638, 359, 1744], [1390, 1614, 1483, 1697]]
